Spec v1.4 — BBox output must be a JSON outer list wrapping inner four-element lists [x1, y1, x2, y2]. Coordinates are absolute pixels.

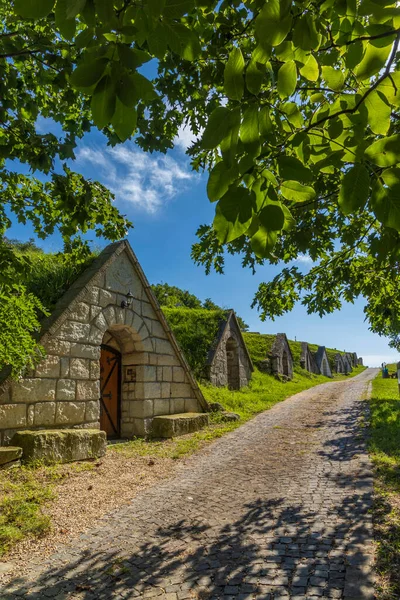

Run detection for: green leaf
[[255, 0, 292, 47], [338, 164, 370, 215], [293, 14, 321, 51], [91, 75, 116, 129], [277, 60, 297, 99], [300, 54, 319, 81], [355, 40, 393, 80], [163, 0, 194, 17], [116, 74, 137, 107], [94, 0, 115, 22], [258, 106, 273, 137], [365, 90, 391, 135], [111, 99, 137, 142], [345, 40, 364, 69], [246, 60, 263, 96], [147, 23, 168, 59], [278, 156, 313, 182], [147, 0, 166, 20], [251, 225, 277, 258], [282, 205, 296, 231], [365, 135, 400, 167], [224, 48, 245, 101], [14, 0, 54, 18], [282, 102, 304, 128], [372, 169, 400, 231], [70, 58, 108, 88], [240, 105, 259, 147], [213, 187, 255, 243], [164, 21, 201, 61], [55, 0, 76, 39], [220, 107, 241, 167], [118, 45, 151, 70], [201, 107, 234, 150], [321, 66, 344, 91], [281, 180, 316, 202], [207, 162, 239, 203], [258, 203, 285, 231], [65, 0, 86, 19]]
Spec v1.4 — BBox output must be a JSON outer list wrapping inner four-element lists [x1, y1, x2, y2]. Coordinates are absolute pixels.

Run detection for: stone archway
[[226, 336, 240, 390]]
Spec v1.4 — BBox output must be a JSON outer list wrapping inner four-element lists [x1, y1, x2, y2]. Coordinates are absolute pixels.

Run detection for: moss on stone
[[11, 429, 106, 464], [151, 413, 209, 438]]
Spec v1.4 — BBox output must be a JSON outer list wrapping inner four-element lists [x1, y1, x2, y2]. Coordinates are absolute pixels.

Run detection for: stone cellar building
[[271, 334, 294, 380], [0, 241, 208, 444], [300, 342, 320, 374], [313, 347, 332, 378], [207, 310, 253, 390]]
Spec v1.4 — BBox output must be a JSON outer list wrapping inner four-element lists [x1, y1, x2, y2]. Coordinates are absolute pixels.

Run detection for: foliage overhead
[[2, 0, 400, 374]]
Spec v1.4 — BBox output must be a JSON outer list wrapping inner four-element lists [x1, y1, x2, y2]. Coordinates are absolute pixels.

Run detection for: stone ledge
[[0, 446, 22, 465], [11, 429, 106, 464], [151, 413, 208, 438]]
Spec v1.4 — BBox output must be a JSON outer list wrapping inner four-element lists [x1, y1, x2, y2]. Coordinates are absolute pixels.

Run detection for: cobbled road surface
[[2, 368, 378, 600]]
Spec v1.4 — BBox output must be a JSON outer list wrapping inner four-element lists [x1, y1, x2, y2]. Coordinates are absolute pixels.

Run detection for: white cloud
[[76, 143, 194, 214], [295, 254, 314, 264], [174, 123, 201, 152]]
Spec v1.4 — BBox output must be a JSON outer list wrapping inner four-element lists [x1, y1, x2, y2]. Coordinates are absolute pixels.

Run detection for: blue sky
[[6, 115, 399, 368]]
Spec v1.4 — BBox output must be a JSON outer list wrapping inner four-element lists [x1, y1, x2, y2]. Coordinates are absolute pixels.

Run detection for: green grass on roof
[[22, 251, 97, 312], [242, 332, 276, 364], [162, 307, 225, 377]]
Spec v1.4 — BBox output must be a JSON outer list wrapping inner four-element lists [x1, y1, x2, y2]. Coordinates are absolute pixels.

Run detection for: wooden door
[[100, 345, 121, 437]]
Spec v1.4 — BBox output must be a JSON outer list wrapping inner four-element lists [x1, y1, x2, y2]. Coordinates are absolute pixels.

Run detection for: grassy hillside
[[162, 307, 225, 377], [242, 332, 276, 364], [369, 371, 400, 599], [242, 332, 347, 371]]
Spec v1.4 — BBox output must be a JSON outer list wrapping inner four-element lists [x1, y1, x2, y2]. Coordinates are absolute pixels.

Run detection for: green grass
[[242, 332, 276, 364], [0, 466, 54, 556], [369, 371, 400, 599], [22, 250, 97, 311]]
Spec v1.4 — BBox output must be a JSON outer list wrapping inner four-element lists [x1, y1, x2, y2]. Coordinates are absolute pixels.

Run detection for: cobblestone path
[[3, 369, 377, 600]]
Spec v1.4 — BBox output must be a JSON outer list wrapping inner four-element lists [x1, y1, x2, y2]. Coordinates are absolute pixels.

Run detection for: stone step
[[151, 412, 209, 438], [0, 446, 22, 465], [11, 429, 106, 464]]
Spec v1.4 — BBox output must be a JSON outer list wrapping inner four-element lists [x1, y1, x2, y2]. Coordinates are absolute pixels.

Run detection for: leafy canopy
[[2, 0, 400, 375]]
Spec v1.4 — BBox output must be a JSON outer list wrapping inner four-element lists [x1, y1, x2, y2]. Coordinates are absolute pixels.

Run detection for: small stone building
[[0, 241, 208, 444], [207, 310, 253, 389], [358, 357, 363, 366], [270, 334, 294, 380], [334, 353, 352, 374], [351, 352, 358, 368], [343, 354, 353, 373], [300, 342, 320, 374], [334, 353, 346, 374], [313, 347, 332, 378]]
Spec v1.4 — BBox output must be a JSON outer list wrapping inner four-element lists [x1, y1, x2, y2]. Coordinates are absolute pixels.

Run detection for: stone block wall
[[0, 246, 204, 444]]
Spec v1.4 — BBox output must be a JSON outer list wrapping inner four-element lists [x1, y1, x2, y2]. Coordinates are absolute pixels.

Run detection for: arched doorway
[[100, 344, 121, 437], [226, 336, 240, 390], [282, 350, 289, 376]]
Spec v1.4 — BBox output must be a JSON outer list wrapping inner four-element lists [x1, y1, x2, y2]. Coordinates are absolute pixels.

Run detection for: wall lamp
[[121, 290, 133, 308]]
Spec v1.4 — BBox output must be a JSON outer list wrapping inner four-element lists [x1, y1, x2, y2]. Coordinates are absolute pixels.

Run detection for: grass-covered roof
[[162, 307, 226, 377], [242, 333, 276, 364]]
